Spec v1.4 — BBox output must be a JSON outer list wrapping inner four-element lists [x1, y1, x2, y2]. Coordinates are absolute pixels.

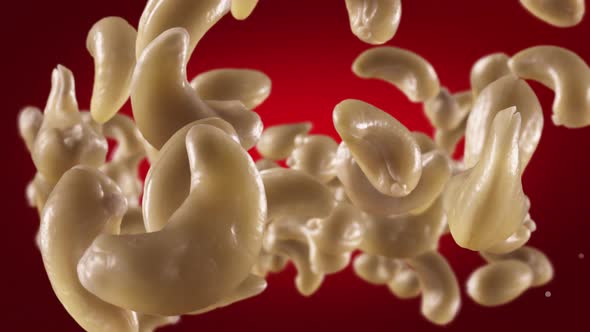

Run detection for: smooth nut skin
[[445, 108, 529, 251], [136, 314, 179, 332], [509, 45, 590, 128], [18, 106, 43, 152], [352, 47, 440, 102], [256, 122, 312, 160], [434, 91, 473, 155], [231, 0, 259, 20], [77, 125, 266, 316], [87, 17, 137, 124], [136, 0, 230, 59], [353, 253, 399, 285], [334, 99, 422, 197], [466, 260, 534, 307], [520, 0, 585, 27], [359, 198, 446, 259], [423, 88, 468, 131], [387, 263, 421, 299], [469, 53, 511, 98], [484, 214, 534, 255], [190, 274, 267, 315], [482, 246, 554, 287], [336, 143, 451, 216], [204, 100, 263, 150], [412, 132, 437, 153], [286, 134, 339, 184], [345, 0, 402, 45], [39, 166, 137, 332], [191, 68, 271, 110], [464, 75, 544, 172]]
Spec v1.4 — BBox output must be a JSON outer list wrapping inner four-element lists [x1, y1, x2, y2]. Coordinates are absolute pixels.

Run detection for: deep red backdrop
[[3, 0, 590, 331]]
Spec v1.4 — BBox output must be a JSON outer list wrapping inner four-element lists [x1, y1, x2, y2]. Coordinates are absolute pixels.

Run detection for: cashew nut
[[345, 0, 402, 45]]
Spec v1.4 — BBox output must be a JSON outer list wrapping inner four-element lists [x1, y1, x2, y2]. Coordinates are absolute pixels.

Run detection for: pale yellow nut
[[359, 198, 446, 259], [261, 168, 335, 221], [142, 118, 238, 233], [77, 124, 266, 316], [387, 263, 421, 299], [353, 253, 399, 285], [466, 260, 534, 307], [18, 106, 43, 152], [286, 134, 339, 184], [345, 0, 402, 45], [352, 47, 440, 102], [482, 246, 554, 287], [520, 0, 585, 27], [39, 166, 137, 332], [87, 17, 137, 124], [484, 214, 534, 255], [256, 122, 312, 160], [131, 28, 217, 149], [409, 252, 461, 325], [26, 173, 52, 212], [255, 158, 280, 171], [336, 143, 451, 216], [464, 75, 543, 172], [509, 45, 590, 128], [191, 68, 271, 109], [412, 132, 437, 153], [204, 100, 263, 150], [445, 107, 529, 251], [41, 65, 80, 129], [469, 53, 511, 98], [334, 99, 422, 197], [231, 0, 259, 20], [136, 0, 231, 58], [423, 88, 469, 130]]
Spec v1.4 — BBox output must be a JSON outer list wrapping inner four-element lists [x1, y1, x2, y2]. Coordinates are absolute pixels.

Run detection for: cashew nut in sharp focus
[[509, 45, 590, 128], [345, 0, 402, 45], [481, 246, 553, 287], [231, 0, 259, 20], [352, 47, 440, 102], [353, 253, 400, 285], [423, 88, 469, 131], [359, 198, 446, 259], [191, 68, 271, 110], [445, 108, 529, 251], [256, 122, 313, 160], [466, 260, 534, 307], [469, 53, 511, 98], [464, 75, 544, 172], [87, 17, 137, 124], [484, 212, 535, 255], [336, 143, 451, 216], [520, 0, 585, 27], [39, 166, 137, 332], [387, 263, 421, 299], [77, 124, 266, 316], [286, 134, 339, 184], [334, 99, 422, 197], [204, 100, 263, 150], [409, 252, 461, 326], [136, 0, 231, 59]]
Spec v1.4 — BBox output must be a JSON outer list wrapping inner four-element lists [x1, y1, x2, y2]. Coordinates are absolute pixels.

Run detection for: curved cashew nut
[[423, 88, 469, 130], [464, 75, 544, 171], [509, 45, 590, 128], [345, 0, 402, 45], [334, 99, 422, 197], [445, 108, 529, 251], [466, 260, 534, 307], [482, 246, 553, 287], [39, 166, 137, 332], [520, 0, 585, 27], [204, 100, 263, 150], [231, 0, 259, 20], [286, 134, 339, 184], [77, 124, 266, 316], [353, 253, 399, 285], [408, 252, 461, 325], [352, 47, 440, 102], [469, 53, 511, 98], [191, 68, 271, 110], [87, 17, 137, 123], [387, 263, 421, 299], [256, 122, 312, 160]]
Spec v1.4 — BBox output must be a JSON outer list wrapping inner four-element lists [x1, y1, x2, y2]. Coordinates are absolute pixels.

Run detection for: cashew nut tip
[[205, 100, 263, 150], [345, 0, 402, 45], [466, 260, 534, 307], [257, 122, 313, 160], [231, 0, 259, 20], [520, 0, 585, 27], [18, 106, 44, 152], [469, 53, 511, 98]]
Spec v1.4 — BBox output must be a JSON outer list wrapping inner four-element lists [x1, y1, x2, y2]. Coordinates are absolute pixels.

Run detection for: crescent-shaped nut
[[345, 0, 402, 45], [409, 252, 461, 325], [77, 124, 266, 316], [191, 69, 271, 110], [352, 47, 440, 102], [334, 99, 422, 197], [509, 45, 590, 128], [520, 0, 585, 27], [353, 253, 399, 285], [466, 260, 534, 307], [136, 0, 231, 58], [445, 107, 529, 251], [204, 100, 263, 150], [469, 53, 511, 98], [87, 17, 137, 123], [482, 246, 554, 287], [423, 88, 469, 131], [18, 106, 44, 152], [231, 0, 259, 20], [387, 263, 421, 299], [256, 122, 313, 160], [39, 166, 137, 332], [286, 134, 339, 184], [464, 75, 544, 172]]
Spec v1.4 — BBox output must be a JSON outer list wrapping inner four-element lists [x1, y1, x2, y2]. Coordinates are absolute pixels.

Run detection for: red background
[[3, 0, 590, 331]]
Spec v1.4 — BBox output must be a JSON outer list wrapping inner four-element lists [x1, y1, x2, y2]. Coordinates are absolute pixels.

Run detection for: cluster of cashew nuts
[[18, 0, 587, 331]]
